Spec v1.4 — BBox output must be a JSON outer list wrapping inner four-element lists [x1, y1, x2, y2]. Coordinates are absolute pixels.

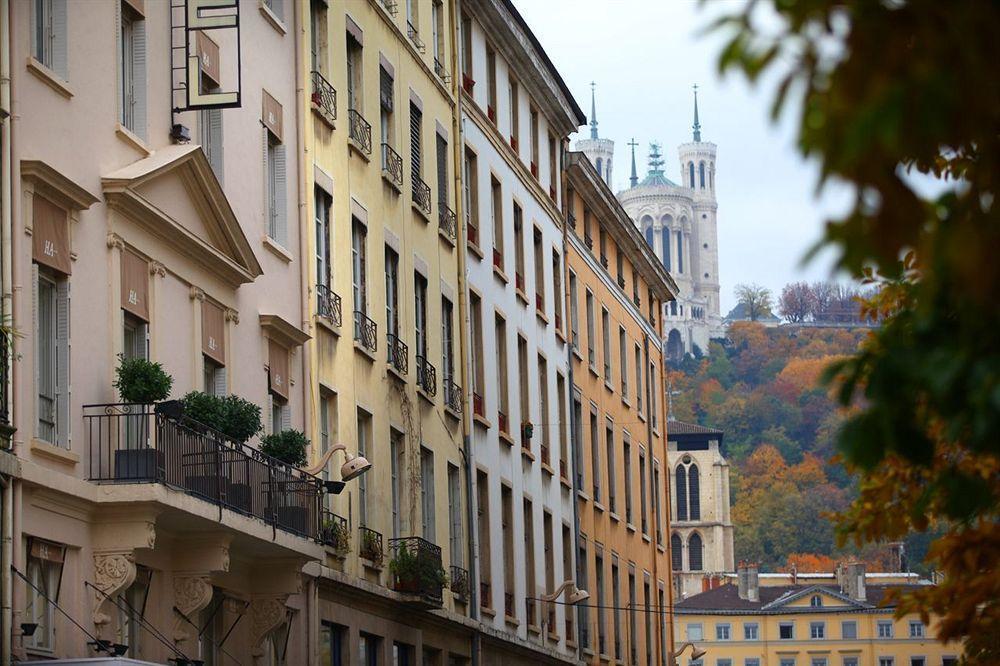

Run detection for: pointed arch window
[[699, 161, 706, 188], [660, 227, 671, 271], [688, 533, 703, 571], [671, 533, 683, 571], [595, 157, 603, 176], [689, 162, 695, 188], [675, 465, 688, 521], [644, 225, 654, 247], [676, 230, 684, 274], [688, 464, 701, 520]]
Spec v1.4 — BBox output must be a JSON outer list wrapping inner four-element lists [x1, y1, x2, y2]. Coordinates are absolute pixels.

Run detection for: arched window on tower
[[644, 226, 654, 247], [688, 533, 704, 571], [676, 230, 684, 273], [671, 533, 683, 571], [699, 161, 706, 189], [688, 465, 701, 520], [689, 162, 695, 188], [595, 157, 603, 177], [710, 162, 715, 190], [606, 162, 612, 185], [675, 465, 688, 521]]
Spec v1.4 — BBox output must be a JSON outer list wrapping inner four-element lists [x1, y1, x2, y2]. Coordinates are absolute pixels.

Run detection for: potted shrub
[[321, 517, 350, 556], [179, 391, 262, 444], [389, 545, 421, 593], [112, 355, 173, 481], [360, 530, 383, 566], [260, 430, 309, 466]]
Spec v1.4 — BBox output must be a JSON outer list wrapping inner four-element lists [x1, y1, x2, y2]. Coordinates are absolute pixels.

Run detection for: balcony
[[416, 355, 437, 397], [600, 255, 609, 269], [316, 283, 342, 328], [450, 565, 469, 600], [584, 234, 593, 250], [359, 526, 384, 566], [433, 57, 451, 84], [310, 70, 337, 127], [378, 0, 397, 16], [617, 275, 626, 289], [320, 509, 349, 555], [388, 536, 443, 607], [387, 333, 409, 376], [354, 310, 377, 354], [407, 22, 425, 53], [412, 176, 432, 218], [348, 109, 372, 157], [381, 143, 404, 191], [439, 202, 457, 243], [444, 377, 462, 415], [84, 403, 323, 539], [515, 272, 525, 292]]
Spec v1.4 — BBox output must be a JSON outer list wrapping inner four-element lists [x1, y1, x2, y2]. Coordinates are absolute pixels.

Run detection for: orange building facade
[[564, 151, 679, 665]]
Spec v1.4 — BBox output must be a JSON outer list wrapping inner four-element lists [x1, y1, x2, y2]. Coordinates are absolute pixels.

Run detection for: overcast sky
[[511, 0, 853, 313]]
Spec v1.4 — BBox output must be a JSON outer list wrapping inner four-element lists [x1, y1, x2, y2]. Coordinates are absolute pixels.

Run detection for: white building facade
[[459, 0, 586, 661]]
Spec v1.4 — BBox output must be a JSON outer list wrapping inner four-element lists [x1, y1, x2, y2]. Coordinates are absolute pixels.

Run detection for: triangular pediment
[[762, 585, 871, 611], [103, 145, 262, 287]]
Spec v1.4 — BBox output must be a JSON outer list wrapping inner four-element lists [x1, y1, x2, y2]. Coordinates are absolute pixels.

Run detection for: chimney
[[842, 561, 866, 602], [737, 561, 759, 602], [791, 564, 798, 586]]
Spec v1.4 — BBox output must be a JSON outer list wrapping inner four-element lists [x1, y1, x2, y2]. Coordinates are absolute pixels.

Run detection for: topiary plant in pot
[[179, 391, 262, 444], [113, 355, 173, 404], [112, 356, 172, 481], [260, 429, 309, 466]]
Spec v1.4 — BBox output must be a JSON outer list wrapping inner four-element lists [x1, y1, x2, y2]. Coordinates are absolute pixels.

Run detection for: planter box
[[225, 482, 253, 514], [184, 474, 222, 501], [114, 448, 163, 481], [273, 505, 309, 535]]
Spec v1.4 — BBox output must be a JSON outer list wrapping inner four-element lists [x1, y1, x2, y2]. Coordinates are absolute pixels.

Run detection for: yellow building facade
[[564, 151, 679, 665], [673, 564, 963, 666]]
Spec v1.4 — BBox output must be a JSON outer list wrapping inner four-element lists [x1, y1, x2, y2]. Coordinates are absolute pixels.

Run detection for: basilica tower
[[575, 83, 615, 187]]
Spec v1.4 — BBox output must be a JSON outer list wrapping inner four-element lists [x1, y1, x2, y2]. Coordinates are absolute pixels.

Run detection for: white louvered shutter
[[214, 366, 227, 396], [208, 109, 224, 182], [281, 403, 291, 431], [51, 0, 68, 80], [132, 18, 147, 139], [274, 145, 287, 245], [31, 265, 39, 439], [267, 393, 274, 434], [56, 279, 71, 449]]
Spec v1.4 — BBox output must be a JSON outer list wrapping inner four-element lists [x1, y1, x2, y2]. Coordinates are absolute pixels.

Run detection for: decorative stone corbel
[[172, 574, 214, 644], [106, 232, 125, 250], [189, 286, 206, 301], [149, 260, 167, 278], [250, 594, 289, 661], [225, 307, 240, 325], [92, 551, 137, 636]]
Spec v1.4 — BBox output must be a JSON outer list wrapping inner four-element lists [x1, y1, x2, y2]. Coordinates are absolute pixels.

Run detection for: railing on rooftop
[[316, 283, 342, 327], [84, 403, 323, 539]]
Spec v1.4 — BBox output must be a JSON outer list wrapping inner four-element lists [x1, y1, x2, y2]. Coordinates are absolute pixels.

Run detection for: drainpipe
[[448, 1, 480, 664], [1, 0, 13, 661], [643, 333, 662, 666]]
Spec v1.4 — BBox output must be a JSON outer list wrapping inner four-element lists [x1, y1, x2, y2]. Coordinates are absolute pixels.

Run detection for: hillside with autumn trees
[[668, 321, 932, 571]]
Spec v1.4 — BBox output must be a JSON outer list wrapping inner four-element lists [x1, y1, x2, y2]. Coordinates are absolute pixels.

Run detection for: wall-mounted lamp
[[305, 443, 372, 482], [540, 580, 590, 605], [672, 642, 706, 665], [19, 622, 37, 637]]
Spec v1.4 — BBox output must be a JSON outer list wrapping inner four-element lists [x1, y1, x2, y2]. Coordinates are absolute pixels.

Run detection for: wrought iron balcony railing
[[320, 509, 349, 553], [387, 333, 408, 375], [617, 275, 626, 289], [359, 525, 384, 565], [310, 70, 337, 125], [407, 22, 425, 53], [382, 143, 403, 189], [584, 234, 593, 249], [378, 0, 397, 16], [412, 176, 432, 217], [444, 377, 462, 414], [348, 109, 372, 156], [450, 565, 469, 599], [388, 536, 443, 604], [316, 283, 342, 327], [438, 202, 457, 242], [84, 402, 323, 539], [433, 57, 450, 84], [354, 310, 377, 354], [416, 355, 436, 397]]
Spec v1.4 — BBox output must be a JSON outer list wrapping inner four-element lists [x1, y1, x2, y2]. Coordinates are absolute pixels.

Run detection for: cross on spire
[[692, 83, 702, 142], [628, 138, 639, 188], [589, 81, 599, 140]]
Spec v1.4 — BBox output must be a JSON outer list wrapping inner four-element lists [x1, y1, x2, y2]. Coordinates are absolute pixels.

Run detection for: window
[[263, 0, 284, 21], [26, 541, 65, 651], [623, 437, 633, 523], [717, 661, 732, 666], [486, 46, 497, 116], [557, 374, 568, 475], [605, 422, 616, 512], [513, 202, 525, 287], [670, 533, 682, 570], [351, 218, 367, 315], [463, 149, 479, 244], [431, 0, 444, 63], [390, 429, 404, 537], [380, 66, 394, 149], [508, 76, 519, 145], [116, 567, 151, 660], [675, 464, 688, 520], [494, 314, 508, 427], [123, 312, 147, 361], [589, 410, 600, 500], [35, 268, 69, 448], [909, 621, 924, 638], [523, 498, 536, 625], [410, 102, 423, 188], [200, 95, 224, 182], [265, 127, 287, 245], [638, 448, 648, 534], [676, 230, 684, 273], [653, 463, 663, 544], [529, 107, 539, 173], [119, 2, 147, 138], [31, 0, 67, 78], [810, 594, 823, 607], [744, 623, 759, 640], [204, 357, 225, 395], [537, 355, 550, 459], [552, 250, 563, 327], [877, 621, 893, 638], [346, 32, 363, 111], [779, 660, 795, 666], [910, 661, 925, 666], [533, 227, 545, 310], [841, 620, 857, 639], [441, 297, 455, 385], [448, 464, 462, 567], [517, 336, 529, 442], [810, 660, 828, 666], [716, 624, 731, 640], [318, 391, 335, 476], [595, 549, 606, 653], [745, 661, 760, 666], [357, 410, 372, 525], [469, 293, 484, 401], [548, 133, 558, 193], [315, 188, 333, 291], [414, 272, 428, 358], [460, 14, 472, 81], [490, 176, 503, 266], [611, 557, 622, 659], [779, 622, 794, 640], [810, 621, 826, 639], [601, 308, 612, 379], [385, 247, 399, 337], [618, 328, 628, 397], [420, 447, 435, 540], [319, 622, 346, 666], [569, 271, 580, 351], [501, 485, 514, 614], [577, 539, 589, 647], [842, 659, 858, 666], [634, 343, 643, 412], [585, 290, 596, 367], [436, 133, 448, 212], [686, 623, 703, 641], [878, 659, 894, 666], [476, 471, 491, 603], [627, 568, 637, 661], [359, 633, 379, 666]]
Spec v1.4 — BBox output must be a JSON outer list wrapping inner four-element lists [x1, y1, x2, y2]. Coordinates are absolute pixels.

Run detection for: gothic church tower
[[575, 83, 615, 187]]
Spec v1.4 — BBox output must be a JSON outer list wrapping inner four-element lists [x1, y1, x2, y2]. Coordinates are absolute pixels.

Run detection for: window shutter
[[267, 393, 274, 434], [56, 279, 71, 449], [379, 67, 393, 112], [51, 0, 68, 79], [208, 109, 224, 182], [132, 18, 147, 139], [436, 134, 448, 208], [31, 266, 39, 439], [409, 104, 422, 177], [214, 366, 227, 396], [274, 145, 287, 245], [281, 404, 291, 431], [262, 128, 269, 230]]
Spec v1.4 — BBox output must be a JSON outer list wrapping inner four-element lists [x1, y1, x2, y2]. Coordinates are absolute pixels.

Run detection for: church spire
[[692, 83, 702, 142], [589, 81, 599, 140], [628, 138, 638, 188]]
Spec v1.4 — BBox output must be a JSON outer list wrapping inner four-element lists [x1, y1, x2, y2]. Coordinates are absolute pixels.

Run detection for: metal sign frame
[[171, 0, 242, 113]]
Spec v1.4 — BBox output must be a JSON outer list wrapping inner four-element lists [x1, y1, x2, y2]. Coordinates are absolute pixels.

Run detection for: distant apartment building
[[674, 563, 963, 666], [564, 150, 679, 665]]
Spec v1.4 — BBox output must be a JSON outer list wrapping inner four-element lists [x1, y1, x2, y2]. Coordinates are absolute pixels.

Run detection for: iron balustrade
[[348, 109, 372, 156], [316, 284, 342, 327], [387, 536, 443, 603], [381, 143, 403, 189], [84, 403, 323, 539], [412, 176, 432, 217], [444, 377, 462, 414], [387, 333, 409, 375], [320, 509, 349, 553], [310, 70, 337, 125], [438, 202, 457, 242], [433, 58, 450, 84], [450, 565, 469, 598], [584, 234, 593, 249], [378, 0, 397, 16], [359, 526, 384, 565], [354, 310, 377, 353], [416, 356, 437, 397], [617, 275, 626, 289], [406, 22, 425, 53]]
